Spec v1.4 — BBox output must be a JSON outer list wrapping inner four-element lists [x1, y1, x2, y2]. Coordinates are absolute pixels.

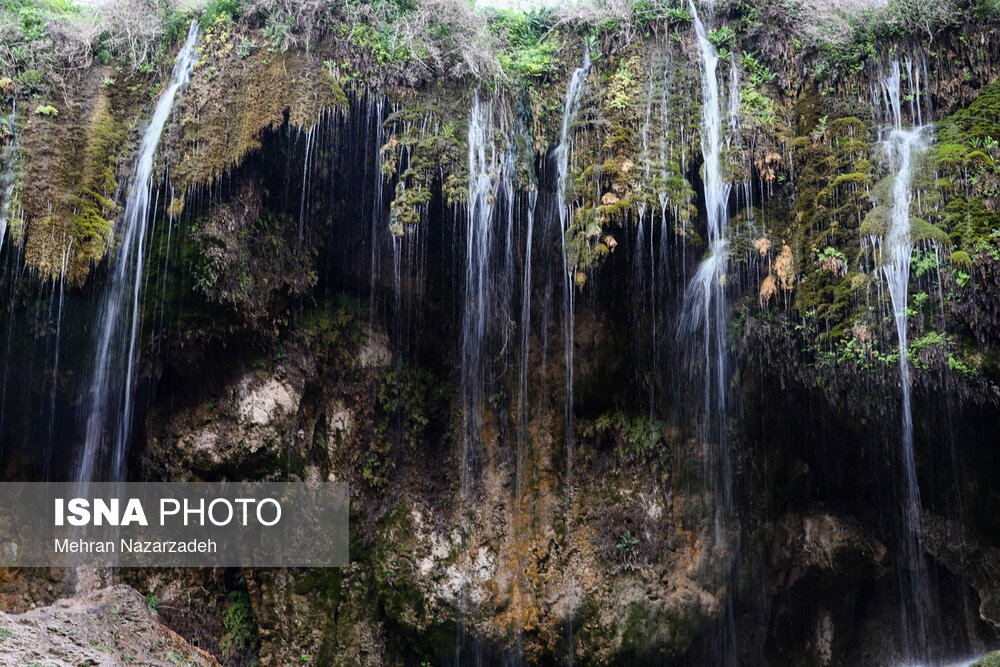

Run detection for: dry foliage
[[1, 0, 175, 82], [753, 236, 771, 257], [234, 0, 503, 83], [759, 273, 777, 307], [775, 243, 795, 290]]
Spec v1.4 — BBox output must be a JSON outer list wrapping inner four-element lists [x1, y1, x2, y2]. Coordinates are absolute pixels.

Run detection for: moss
[[740, 86, 777, 125], [18, 65, 149, 283], [929, 82, 1000, 254], [935, 143, 974, 170], [951, 249, 973, 266], [371, 506, 454, 658], [909, 217, 950, 245], [382, 102, 467, 233], [972, 650, 1000, 667], [70, 92, 121, 270], [167, 23, 350, 190], [938, 82, 1000, 147], [498, 37, 562, 81], [604, 55, 640, 118], [577, 409, 665, 466], [218, 590, 261, 659], [487, 6, 562, 82], [943, 197, 1000, 249]]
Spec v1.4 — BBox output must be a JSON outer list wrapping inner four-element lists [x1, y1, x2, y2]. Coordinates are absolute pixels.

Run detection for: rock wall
[[2, 1, 1000, 665]]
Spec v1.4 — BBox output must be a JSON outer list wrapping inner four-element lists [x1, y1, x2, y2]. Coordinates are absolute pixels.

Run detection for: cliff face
[[3, 1, 1000, 665]]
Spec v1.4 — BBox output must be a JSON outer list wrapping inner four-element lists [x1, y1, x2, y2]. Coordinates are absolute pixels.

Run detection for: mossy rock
[[972, 650, 1000, 667], [951, 249, 973, 266]]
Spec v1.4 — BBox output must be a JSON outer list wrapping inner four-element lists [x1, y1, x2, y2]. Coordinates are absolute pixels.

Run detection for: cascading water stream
[[679, 0, 734, 519], [677, 3, 739, 663], [553, 53, 590, 667], [461, 93, 499, 496], [367, 96, 387, 334], [46, 244, 71, 475], [554, 50, 590, 492], [76, 20, 200, 484], [877, 57, 933, 661]]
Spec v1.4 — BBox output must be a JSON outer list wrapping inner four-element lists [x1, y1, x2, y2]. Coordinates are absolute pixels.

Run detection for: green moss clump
[[578, 409, 664, 466], [488, 7, 562, 82], [950, 249, 973, 266], [931, 82, 1000, 253], [382, 106, 466, 234], [974, 651, 1000, 666], [71, 93, 120, 267], [218, 590, 261, 660], [786, 97, 875, 328]]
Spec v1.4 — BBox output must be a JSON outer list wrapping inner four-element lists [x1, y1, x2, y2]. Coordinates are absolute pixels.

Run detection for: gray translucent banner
[[0, 483, 348, 567]]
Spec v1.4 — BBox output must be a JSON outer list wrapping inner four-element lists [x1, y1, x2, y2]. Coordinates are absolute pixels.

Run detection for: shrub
[[219, 590, 260, 659]]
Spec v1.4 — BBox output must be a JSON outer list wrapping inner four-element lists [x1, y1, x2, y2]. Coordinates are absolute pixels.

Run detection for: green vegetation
[[707, 26, 735, 59], [614, 529, 641, 570], [1, 0, 201, 87], [145, 592, 159, 614], [971, 651, 1000, 667], [218, 590, 260, 659], [299, 295, 366, 365], [739, 50, 778, 124], [200, 0, 241, 29], [804, 0, 960, 79], [0, 0, 79, 83], [488, 7, 561, 81], [973, 0, 1000, 18], [383, 108, 465, 235], [0, 0, 705, 98], [925, 82, 1000, 270], [579, 410, 664, 465], [616, 530, 639, 553], [740, 87, 775, 124], [367, 361, 445, 488]]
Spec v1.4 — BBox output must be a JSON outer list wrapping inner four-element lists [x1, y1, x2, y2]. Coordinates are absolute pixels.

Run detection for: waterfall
[[554, 50, 590, 491], [553, 49, 591, 667], [368, 96, 387, 333], [678, 3, 739, 663], [516, 191, 537, 490], [298, 122, 317, 251], [46, 244, 71, 475], [877, 57, 933, 661], [76, 20, 200, 484], [461, 93, 499, 495], [679, 0, 733, 515]]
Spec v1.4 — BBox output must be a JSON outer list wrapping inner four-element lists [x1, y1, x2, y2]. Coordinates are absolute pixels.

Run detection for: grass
[[0, 0, 711, 94]]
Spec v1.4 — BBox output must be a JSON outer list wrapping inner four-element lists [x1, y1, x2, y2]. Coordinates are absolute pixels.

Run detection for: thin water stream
[[878, 56, 934, 662], [76, 20, 200, 484]]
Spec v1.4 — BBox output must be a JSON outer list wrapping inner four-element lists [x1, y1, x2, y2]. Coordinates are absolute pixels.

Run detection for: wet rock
[[237, 375, 300, 426], [359, 325, 392, 369], [0, 584, 217, 666], [248, 565, 380, 666], [921, 512, 1000, 633], [765, 511, 888, 665], [146, 370, 304, 478], [325, 398, 355, 457], [973, 650, 1000, 666]]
